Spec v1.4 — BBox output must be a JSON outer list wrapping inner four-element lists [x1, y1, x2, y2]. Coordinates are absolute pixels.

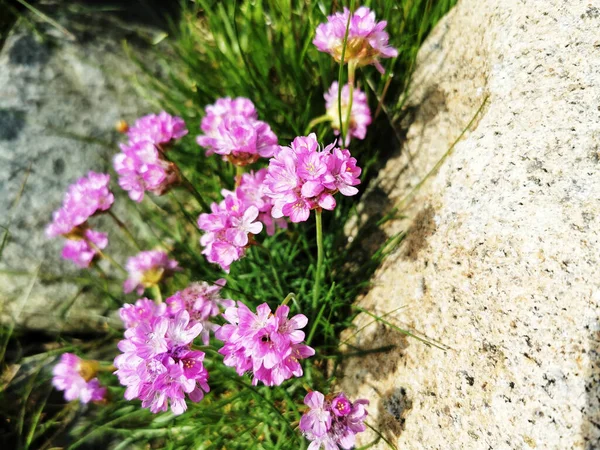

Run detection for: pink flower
[[127, 111, 188, 145], [324, 82, 372, 145], [300, 391, 332, 437], [197, 97, 278, 165], [198, 192, 264, 272], [313, 7, 398, 73], [61, 229, 108, 268], [265, 134, 361, 223], [46, 171, 114, 238], [300, 391, 369, 449], [123, 250, 179, 294], [215, 301, 314, 386], [113, 140, 181, 202], [114, 307, 210, 415], [52, 353, 106, 404], [166, 279, 234, 345], [237, 169, 288, 235]]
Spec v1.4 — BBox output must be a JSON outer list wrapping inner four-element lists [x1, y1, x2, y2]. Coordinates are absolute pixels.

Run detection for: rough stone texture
[[341, 1, 600, 449], [0, 7, 162, 332]]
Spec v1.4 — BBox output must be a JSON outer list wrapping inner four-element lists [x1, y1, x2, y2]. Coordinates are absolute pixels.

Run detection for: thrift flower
[[61, 229, 108, 268], [198, 192, 263, 272], [234, 169, 288, 235], [46, 172, 114, 267], [166, 279, 234, 345], [123, 250, 179, 295], [196, 97, 278, 165], [114, 112, 187, 202], [113, 140, 181, 202], [52, 353, 106, 404], [324, 82, 372, 145], [313, 7, 398, 73], [114, 307, 209, 415], [215, 302, 314, 386], [127, 112, 188, 146], [46, 171, 114, 238], [264, 133, 361, 223], [300, 391, 369, 449]]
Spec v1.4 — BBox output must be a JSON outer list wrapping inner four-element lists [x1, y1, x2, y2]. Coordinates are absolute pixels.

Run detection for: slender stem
[[304, 115, 330, 135], [182, 177, 211, 212], [108, 210, 141, 250], [88, 240, 126, 273], [150, 284, 163, 305], [281, 292, 296, 306], [255, 244, 284, 297], [311, 209, 324, 311], [342, 61, 357, 147], [235, 165, 244, 187]]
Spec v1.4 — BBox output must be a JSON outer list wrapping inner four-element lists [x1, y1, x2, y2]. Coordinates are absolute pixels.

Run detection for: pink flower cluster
[[114, 301, 210, 415], [300, 391, 369, 449], [264, 134, 361, 223], [52, 353, 106, 404], [324, 82, 372, 145], [236, 169, 288, 236], [123, 250, 179, 295], [62, 229, 108, 268], [196, 97, 278, 166], [46, 171, 114, 268], [215, 302, 314, 386], [166, 279, 234, 345], [126, 112, 188, 146], [114, 112, 188, 202], [198, 192, 263, 272], [313, 7, 398, 73]]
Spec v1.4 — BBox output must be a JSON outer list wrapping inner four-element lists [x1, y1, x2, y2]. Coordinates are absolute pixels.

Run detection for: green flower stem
[[150, 284, 163, 304], [342, 60, 357, 147], [108, 210, 141, 250], [311, 209, 324, 311], [281, 292, 296, 306], [88, 240, 126, 274], [181, 176, 211, 212], [305, 115, 330, 135]]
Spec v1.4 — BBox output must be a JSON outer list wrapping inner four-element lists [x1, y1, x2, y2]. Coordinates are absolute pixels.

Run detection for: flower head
[[127, 111, 188, 146], [166, 279, 234, 345], [198, 191, 264, 272], [123, 250, 179, 294], [61, 229, 108, 268], [113, 140, 181, 202], [52, 353, 106, 404], [46, 172, 113, 267], [300, 391, 369, 449], [215, 301, 314, 386], [114, 306, 210, 415], [46, 171, 114, 238], [197, 97, 278, 165], [324, 82, 372, 145], [313, 7, 397, 73], [265, 134, 361, 223]]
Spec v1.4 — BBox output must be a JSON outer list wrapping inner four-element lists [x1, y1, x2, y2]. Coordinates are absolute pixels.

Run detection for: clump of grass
[[1, 1, 456, 449]]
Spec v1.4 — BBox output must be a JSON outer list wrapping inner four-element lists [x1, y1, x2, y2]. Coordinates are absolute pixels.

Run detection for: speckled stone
[[0, 9, 160, 332], [340, 1, 600, 449]]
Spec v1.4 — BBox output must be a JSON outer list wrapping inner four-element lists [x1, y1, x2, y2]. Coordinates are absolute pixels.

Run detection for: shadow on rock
[[378, 387, 413, 441]]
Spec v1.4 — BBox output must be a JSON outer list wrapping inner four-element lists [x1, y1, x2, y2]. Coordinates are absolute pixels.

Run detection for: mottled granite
[[0, 9, 160, 332], [340, 1, 600, 448]]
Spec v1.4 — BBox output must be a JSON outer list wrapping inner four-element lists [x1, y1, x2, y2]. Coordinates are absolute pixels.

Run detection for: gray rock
[[0, 6, 161, 332], [341, 0, 600, 448]]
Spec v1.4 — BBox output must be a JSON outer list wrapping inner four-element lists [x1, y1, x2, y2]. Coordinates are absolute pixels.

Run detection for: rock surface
[[341, 1, 600, 449], [0, 6, 162, 332]]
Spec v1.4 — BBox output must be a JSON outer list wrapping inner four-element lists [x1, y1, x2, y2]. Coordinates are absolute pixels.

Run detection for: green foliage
[[1, 1, 456, 448]]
